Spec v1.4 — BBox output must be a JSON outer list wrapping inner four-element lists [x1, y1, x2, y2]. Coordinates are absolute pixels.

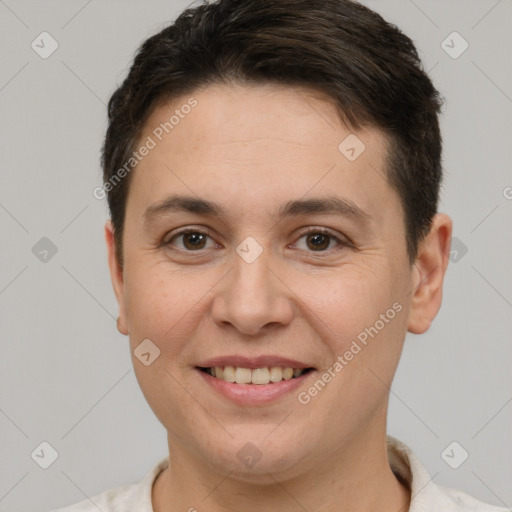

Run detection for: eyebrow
[[143, 194, 372, 227]]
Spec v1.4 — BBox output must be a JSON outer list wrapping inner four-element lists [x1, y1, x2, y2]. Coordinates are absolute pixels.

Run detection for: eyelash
[[164, 227, 349, 254]]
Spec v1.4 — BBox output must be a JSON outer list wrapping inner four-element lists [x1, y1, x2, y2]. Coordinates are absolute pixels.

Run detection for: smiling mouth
[[197, 366, 315, 385]]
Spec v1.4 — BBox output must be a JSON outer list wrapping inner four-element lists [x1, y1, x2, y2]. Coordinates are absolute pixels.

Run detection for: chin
[[195, 429, 311, 481]]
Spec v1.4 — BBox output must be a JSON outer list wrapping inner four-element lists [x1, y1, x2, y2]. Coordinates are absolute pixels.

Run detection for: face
[[106, 83, 450, 480]]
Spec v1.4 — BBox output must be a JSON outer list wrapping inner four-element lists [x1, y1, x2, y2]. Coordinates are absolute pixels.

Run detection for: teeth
[[223, 366, 235, 382], [205, 366, 307, 384], [251, 367, 270, 385], [235, 367, 252, 384], [283, 367, 293, 380], [269, 367, 283, 382]]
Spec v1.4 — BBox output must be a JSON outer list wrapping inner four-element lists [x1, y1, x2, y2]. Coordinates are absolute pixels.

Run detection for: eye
[[164, 227, 349, 254], [293, 228, 346, 253], [165, 229, 217, 251]]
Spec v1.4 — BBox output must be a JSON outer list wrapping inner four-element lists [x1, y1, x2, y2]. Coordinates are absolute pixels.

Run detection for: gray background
[[0, 0, 511, 510]]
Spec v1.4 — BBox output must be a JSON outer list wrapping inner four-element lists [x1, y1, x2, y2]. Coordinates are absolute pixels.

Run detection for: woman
[[53, 0, 507, 510]]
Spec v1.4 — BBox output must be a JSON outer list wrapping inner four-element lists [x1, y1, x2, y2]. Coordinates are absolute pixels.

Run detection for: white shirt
[[50, 436, 508, 511]]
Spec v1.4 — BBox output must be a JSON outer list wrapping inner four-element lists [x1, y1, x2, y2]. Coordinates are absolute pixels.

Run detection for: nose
[[211, 246, 294, 336]]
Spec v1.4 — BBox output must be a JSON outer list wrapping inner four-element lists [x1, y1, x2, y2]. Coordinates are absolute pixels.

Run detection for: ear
[[105, 220, 129, 335], [407, 213, 453, 334]]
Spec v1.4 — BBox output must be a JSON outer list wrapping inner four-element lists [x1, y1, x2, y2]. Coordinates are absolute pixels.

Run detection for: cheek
[[297, 268, 394, 340], [124, 264, 181, 339], [123, 267, 202, 426], [124, 262, 215, 363], [296, 266, 407, 390]]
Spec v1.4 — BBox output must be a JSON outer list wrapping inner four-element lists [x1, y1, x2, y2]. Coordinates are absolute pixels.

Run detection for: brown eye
[[294, 229, 345, 253], [167, 230, 214, 251], [182, 232, 207, 250], [305, 232, 331, 251]]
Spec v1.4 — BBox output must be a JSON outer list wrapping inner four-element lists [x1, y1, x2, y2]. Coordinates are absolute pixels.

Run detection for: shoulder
[[49, 482, 138, 512], [433, 483, 510, 512], [49, 456, 169, 512], [387, 436, 509, 512]]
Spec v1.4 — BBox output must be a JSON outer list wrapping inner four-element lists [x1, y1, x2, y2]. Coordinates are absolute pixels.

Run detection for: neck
[[152, 428, 411, 512]]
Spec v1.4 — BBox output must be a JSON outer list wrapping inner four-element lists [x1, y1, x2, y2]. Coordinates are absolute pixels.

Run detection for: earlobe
[[105, 220, 129, 335], [116, 316, 129, 336], [407, 213, 452, 335]]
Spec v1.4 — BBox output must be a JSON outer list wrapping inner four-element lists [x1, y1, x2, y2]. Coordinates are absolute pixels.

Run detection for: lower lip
[[196, 368, 314, 406]]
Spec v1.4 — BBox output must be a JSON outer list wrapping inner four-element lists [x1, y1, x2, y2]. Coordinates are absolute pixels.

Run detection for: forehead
[[126, 83, 400, 226]]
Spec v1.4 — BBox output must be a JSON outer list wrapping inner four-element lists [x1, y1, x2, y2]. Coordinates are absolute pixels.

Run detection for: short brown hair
[[102, 0, 444, 267]]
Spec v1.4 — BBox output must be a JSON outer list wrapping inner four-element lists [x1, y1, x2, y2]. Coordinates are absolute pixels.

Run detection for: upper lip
[[197, 355, 315, 370]]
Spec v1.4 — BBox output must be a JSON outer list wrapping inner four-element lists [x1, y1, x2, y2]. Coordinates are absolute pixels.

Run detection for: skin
[[105, 83, 452, 512]]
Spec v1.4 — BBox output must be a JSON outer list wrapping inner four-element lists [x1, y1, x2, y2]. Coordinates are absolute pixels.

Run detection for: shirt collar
[[130, 435, 486, 511], [387, 435, 466, 511]]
